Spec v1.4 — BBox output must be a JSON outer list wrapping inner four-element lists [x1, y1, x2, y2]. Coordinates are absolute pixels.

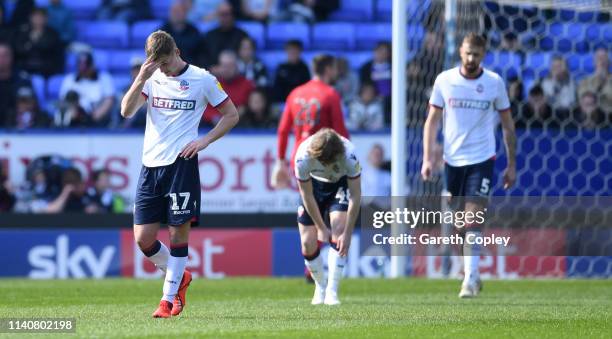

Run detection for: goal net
[[399, 0, 612, 279]]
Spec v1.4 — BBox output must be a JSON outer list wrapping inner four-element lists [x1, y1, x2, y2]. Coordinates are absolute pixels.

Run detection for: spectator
[[45, 167, 88, 213], [200, 2, 248, 67], [160, 1, 202, 65], [85, 169, 125, 213], [121, 57, 147, 128], [541, 55, 576, 116], [334, 57, 359, 107], [347, 82, 384, 131], [97, 0, 152, 23], [240, 0, 278, 22], [238, 88, 275, 128], [507, 77, 524, 119], [0, 165, 16, 212], [13, 8, 64, 77], [204, 50, 254, 123], [272, 39, 310, 102], [58, 52, 115, 127], [237, 36, 268, 87], [53, 89, 91, 127], [360, 41, 392, 116], [0, 6, 15, 44], [286, 0, 339, 23], [573, 91, 608, 130], [578, 48, 612, 115], [185, 0, 224, 23], [46, 0, 75, 45], [518, 84, 555, 129], [361, 144, 391, 209], [0, 42, 32, 128], [8, 86, 51, 129]]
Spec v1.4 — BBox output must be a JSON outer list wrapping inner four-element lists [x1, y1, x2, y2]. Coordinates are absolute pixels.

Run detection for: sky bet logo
[[449, 98, 490, 110], [152, 97, 195, 110]]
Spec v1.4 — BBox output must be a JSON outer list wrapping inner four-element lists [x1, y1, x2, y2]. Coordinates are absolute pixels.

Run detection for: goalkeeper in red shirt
[[272, 54, 350, 189]]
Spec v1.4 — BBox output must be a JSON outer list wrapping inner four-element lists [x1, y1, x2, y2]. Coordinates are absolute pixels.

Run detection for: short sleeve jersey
[[141, 64, 228, 167], [429, 67, 510, 167], [294, 135, 361, 183]]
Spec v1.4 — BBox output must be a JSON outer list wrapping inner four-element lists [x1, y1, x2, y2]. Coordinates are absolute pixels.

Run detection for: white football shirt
[[429, 67, 510, 167], [141, 64, 228, 167], [294, 135, 361, 183]]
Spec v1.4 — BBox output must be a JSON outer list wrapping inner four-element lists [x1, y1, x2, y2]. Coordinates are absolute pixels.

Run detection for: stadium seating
[[328, 0, 374, 21], [36, 0, 101, 20], [522, 52, 553, 79], [46, 74, 66, 101], [107, 50, 146, 73], [76, 21, 129, 49], [375, 0, 431, 23], [342, 51, 372, 71], [311, 22, 355, 50], [259, 50, 287, 77], [483, 51, 522, 80], [151, 0, 173, 20], [196, 22, 217, 34], [354, 23, 424, 50], [236, 21, 266, 50], [31, 75, 46, 109], [266, 23, 311, 49], [131, 20, 163, 48]]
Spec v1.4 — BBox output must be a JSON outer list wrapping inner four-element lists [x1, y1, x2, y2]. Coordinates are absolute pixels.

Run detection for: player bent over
[[295, 128, 361, 305], [120, 31, 239, 317], [421, 33, 516, 298]]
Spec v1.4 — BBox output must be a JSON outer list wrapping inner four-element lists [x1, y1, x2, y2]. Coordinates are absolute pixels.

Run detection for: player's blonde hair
[[145, 30, 177, 61], [308, 128, 345, 165]]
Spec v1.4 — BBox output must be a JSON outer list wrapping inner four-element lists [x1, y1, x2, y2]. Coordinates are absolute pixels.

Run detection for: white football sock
[[327, 247, 346, 293], [147, 241, 169, 274], [463, 230, 481, 284], [162, 255, 187, 303], [304, 251, 326, 289]]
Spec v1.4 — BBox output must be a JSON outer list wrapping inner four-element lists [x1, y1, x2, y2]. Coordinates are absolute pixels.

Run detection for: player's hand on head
[[421, 161, 434, 181], [138, 57, 161, 81], [503, 165, 516, 190], [179, 138, 210, 159], [336, 232, 351, 257]]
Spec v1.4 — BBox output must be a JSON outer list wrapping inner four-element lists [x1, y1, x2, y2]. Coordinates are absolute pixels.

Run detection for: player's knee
[[300, 234, 317, 256], [136, 237, 156, 252]]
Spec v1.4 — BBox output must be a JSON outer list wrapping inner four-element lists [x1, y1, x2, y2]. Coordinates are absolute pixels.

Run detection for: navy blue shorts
[[297, 176, 349, 226], [134, 156, 201, 227], [444, 157, 495, 208]]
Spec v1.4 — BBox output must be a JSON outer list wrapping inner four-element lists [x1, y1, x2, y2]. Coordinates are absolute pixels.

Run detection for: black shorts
[[444, 157, 495, 209], [297, 176, 349, 226], [134, 156, 201, 227]]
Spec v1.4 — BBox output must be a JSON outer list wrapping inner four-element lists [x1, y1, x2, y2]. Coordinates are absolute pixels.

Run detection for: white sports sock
[[148, 242, 169, 273], [304, 251, 326, 289], [327, 247, 346, 293], [162, 255, 187, 303], [463, 230, 481, 284]]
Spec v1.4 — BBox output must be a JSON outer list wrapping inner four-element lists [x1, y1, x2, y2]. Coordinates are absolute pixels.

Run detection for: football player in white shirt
[[120, 31, 239, 317], [421, 33, 516, 298], [294, 128, 362, 305]]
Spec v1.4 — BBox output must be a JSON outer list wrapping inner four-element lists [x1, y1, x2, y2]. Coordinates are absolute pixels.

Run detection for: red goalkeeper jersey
[[277, 79, 349, 165]]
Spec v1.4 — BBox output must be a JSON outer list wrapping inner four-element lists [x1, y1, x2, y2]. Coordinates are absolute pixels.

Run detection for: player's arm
[[272, 98, 293, 189], [330, 91, 350, 138], [120, 57, 159, 118], [499, 109, 516, 189], [338, 175, 361, 256], [180, 99, 239, 159], [421, 105, 443, 181], [298, 179, 331, 239]]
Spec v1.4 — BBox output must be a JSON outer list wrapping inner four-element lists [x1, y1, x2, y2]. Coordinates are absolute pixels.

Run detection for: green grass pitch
[[1, 278, 610, 338]]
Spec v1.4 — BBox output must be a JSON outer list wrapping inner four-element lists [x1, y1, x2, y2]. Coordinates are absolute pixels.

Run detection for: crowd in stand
[[1, 0, 609, 131]]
